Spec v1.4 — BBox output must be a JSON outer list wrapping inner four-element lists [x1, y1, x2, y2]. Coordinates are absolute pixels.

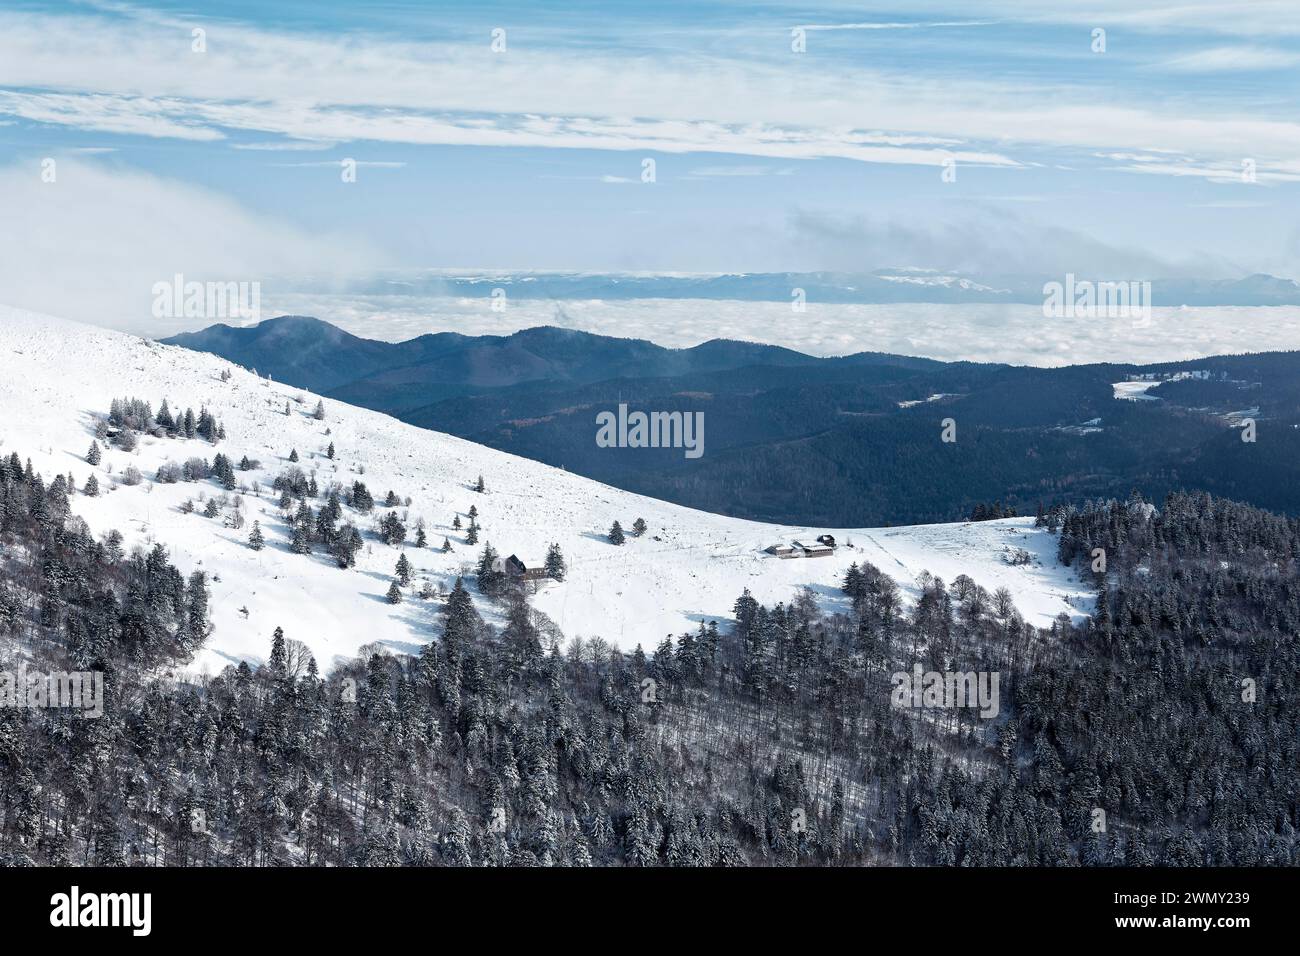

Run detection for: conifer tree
[[395, 553, 412, 587], [249, 520, 265, 551], [544, 543, 567, 581], [86, 441, 101, 466], [290, 502, 314, 554], [380, 511, 406, 546], [476, 543, 504, 595], [632, 517, 647, 537], [608, 521, 625, 545], [332, 523, 363, 568], [351, 481, 374, 513], [156, 400, 175, 432], [83, 474, 99, 497], [268, 627, 288, 679], [386, 580, 403, 604], [475, 474, 485, 493]]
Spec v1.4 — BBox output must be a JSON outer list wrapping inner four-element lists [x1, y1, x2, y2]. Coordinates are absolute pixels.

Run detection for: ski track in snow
[[0, 305, 1094, 676]]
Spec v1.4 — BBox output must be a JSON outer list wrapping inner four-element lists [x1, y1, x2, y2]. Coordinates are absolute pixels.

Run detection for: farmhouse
[[765, 543, 798, 558], [793, 539, 834, 558], [506, 555, 550, 581], [817, 534, 837, 549]]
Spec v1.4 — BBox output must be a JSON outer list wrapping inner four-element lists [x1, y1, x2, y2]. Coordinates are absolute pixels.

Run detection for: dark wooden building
[[506, 554, 551, 581]]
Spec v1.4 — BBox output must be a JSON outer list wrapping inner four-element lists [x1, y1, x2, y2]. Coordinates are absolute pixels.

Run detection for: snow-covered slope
[[0, 305, 1092, 675]]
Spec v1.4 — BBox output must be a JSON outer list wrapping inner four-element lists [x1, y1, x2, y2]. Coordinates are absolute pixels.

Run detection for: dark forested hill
[[165, 318, 825, 410], [166, 317, 1300, 526]]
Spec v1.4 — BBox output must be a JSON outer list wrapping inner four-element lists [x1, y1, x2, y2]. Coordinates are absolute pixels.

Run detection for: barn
[[765, 543, 797, 558]]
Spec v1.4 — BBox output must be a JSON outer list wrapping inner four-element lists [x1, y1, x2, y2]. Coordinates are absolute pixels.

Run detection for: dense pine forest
[[1, 447, 1296, 866]]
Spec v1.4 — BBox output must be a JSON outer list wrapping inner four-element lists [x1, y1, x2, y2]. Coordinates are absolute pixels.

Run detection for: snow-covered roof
[[793, 539, 833, 552]]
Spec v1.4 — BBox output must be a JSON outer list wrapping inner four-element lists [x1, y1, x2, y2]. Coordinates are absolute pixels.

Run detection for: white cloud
[[798, 20, 998, 31], [0, 159, 380, 335], [784, 206, 1204, 277], [0, 90, 222, 141], [1106, 157, 1300, 184], [913, 0, 1300, 37], [230, 140, 337, 151], [1158, 46, 1300, 72], [687, 165, 796, 177], [269, 160, 406, 168], [1190, 200, 1271, 208], [1, 7, 1297, 175]]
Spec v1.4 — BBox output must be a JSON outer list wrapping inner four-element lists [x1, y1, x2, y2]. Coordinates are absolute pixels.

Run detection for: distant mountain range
[[269, 269, 1300, 306], [166, 316, 1300, 526], [164, 316, 929, 412]]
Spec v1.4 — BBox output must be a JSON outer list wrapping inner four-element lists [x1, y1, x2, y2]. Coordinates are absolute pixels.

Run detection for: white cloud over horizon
[[234, 292, 1300, 368], [0, 159, 380, 335]]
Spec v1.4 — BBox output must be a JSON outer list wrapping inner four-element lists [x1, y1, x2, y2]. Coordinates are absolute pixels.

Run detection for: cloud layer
[[1, 4, 1298, 178], [0, 159, 377, 334], [255, 291, 1300, 367]]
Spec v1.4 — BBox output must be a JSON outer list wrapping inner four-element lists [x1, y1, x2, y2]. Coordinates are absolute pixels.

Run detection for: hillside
[[168, 316, 1300, 527], [0, 305, 1089, 676]]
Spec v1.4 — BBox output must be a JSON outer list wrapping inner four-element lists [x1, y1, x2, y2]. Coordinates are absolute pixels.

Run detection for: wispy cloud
[[686, 165, 796, 178], [1157, 46, 1300, 72], [270, 160, 406, 168], [0, 90, 222, 141], [1, 6, 1297, 178], [231, 140, 337, 151], [1190, 200, 1271, 208], [798, 20, 998, 31]]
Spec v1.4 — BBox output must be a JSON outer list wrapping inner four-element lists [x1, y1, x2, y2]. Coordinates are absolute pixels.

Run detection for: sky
[[0, 0, 1298, 334]]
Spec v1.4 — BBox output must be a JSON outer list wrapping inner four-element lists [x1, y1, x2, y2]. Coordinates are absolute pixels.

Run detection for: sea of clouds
[[255, 292, 1298, 367]]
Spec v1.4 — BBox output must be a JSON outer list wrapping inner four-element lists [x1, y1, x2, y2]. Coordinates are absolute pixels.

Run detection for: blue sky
[[1, 0, 1298, 329]]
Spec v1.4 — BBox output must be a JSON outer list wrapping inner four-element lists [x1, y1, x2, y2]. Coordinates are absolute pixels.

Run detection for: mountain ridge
[[165, 315, 1300, 527], [164, 317, 833, 406]]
